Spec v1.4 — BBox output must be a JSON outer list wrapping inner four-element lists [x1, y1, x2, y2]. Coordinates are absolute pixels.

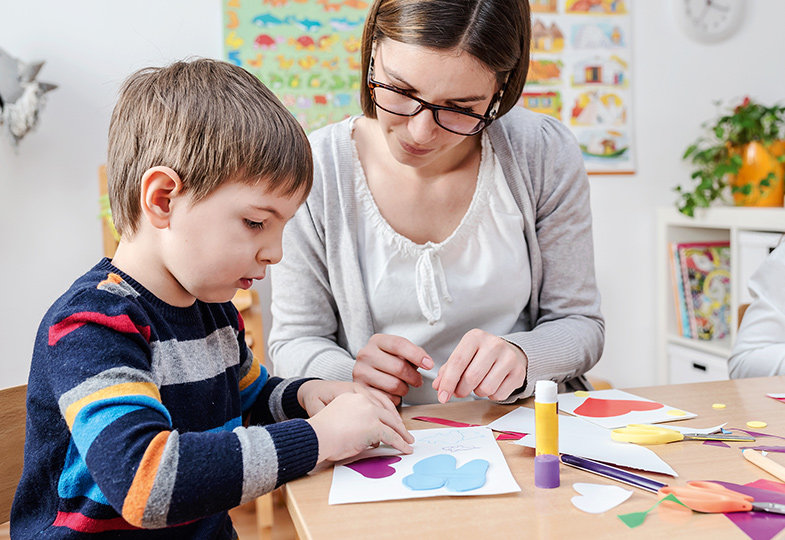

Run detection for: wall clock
[[672, 0, 745, 43]]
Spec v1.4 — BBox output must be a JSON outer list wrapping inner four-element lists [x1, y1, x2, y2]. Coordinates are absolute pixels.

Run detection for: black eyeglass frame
[[366, 42, 509, 136]]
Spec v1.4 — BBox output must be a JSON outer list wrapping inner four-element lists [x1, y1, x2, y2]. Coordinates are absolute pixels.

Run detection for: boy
[[11, 59, 412, 538]]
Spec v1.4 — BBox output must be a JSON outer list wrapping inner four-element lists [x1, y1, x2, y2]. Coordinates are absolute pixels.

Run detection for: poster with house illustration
[[526, 0, 634, 173], [222, 0, 634, 172]]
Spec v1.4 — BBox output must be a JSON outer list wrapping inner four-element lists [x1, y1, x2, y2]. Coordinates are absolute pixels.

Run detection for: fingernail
[[438, 391, 449, 403], [422, 356, 433, 369]]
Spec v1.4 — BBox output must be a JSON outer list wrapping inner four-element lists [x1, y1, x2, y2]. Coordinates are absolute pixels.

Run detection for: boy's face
[[162, 178, 303, 304]]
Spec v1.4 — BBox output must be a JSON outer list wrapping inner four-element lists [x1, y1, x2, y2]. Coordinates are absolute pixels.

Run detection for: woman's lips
[[399, 139, 432, 156]]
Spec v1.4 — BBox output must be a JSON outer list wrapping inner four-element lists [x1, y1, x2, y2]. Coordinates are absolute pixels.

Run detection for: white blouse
[[353, 128, 531, 405]]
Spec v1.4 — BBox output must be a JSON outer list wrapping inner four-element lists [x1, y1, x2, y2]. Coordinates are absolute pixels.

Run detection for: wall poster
[[223, 0, 635, 174]]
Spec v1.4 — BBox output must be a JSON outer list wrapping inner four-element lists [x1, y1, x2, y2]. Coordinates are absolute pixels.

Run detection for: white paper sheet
[[328, 426, 521, 505], [558, 388, 697, 429], [487, 407, 678, 477]]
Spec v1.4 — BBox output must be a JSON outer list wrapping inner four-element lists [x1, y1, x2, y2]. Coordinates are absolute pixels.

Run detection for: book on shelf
[[675, 242, 731, 341], [668, 243, 691, 338]]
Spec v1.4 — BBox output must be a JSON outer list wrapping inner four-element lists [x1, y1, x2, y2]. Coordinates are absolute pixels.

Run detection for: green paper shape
[[618, 494, 687, 529]]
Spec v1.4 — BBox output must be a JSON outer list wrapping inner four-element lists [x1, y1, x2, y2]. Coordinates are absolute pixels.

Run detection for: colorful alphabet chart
[[328, 426, 520, 505]]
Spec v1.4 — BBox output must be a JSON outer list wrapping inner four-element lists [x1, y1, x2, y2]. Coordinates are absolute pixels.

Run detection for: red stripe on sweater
[[51, 511, 198, 532], [52, 511, 139, 532], [48, 312, 151, 346]]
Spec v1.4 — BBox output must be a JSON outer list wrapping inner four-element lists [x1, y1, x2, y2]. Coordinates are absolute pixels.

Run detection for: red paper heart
[[574, 397, 664, 418], [345, 456, 402, 479]]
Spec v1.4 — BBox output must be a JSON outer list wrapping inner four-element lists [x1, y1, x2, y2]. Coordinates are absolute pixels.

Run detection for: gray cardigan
[[269, 106, 604, 401]]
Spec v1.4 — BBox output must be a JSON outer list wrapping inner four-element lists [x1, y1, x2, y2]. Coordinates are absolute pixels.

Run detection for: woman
[[269, 0, 604, 405]]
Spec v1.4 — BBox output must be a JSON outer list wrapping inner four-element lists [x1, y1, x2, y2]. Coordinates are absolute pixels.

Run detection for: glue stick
[[535, 380, 558, 456]]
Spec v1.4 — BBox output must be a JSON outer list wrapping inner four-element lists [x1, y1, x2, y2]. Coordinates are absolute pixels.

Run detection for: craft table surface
[[284, 376, 785, 540]]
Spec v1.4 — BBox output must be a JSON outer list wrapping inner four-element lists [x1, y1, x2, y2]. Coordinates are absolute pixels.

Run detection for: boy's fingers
[[365, 387, 398, 412], [378, 408, 414, 444], [378, 425, 414, 454]]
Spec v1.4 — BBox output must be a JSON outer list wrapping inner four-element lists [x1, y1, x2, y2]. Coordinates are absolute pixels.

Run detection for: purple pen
[[560, 454, 667, 493]]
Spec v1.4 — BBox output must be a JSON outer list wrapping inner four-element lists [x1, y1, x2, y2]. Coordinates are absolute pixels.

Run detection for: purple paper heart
[[345, 456, 402, 479]]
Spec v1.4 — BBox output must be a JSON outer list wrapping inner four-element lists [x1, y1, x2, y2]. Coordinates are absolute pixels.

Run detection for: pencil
[[742, 448, 785, 483]]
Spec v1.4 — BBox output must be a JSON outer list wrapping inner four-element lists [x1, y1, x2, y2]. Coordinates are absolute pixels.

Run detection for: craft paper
[[767, 393, 785, 405], [345, 456, 401, 479], [618, 493, 687, 529], [403, 454, 489, 492], [712, 480, 785, 540], [487, 407, 678, 476], [328, 427, 520, 505], [558, 389, 696, 429], [571, 483, 633, 514], [412, 415, 526, 440]]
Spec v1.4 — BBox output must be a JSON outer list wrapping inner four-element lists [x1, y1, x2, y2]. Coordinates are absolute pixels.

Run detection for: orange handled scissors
[[659, 481, 785, 514]]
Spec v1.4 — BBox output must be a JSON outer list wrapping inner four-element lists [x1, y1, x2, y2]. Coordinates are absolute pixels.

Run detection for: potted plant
[[675, 97, 785, 217]]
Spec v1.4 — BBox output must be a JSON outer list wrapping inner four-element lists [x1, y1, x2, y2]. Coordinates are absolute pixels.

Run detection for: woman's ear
[[139, 166, 183, 230]]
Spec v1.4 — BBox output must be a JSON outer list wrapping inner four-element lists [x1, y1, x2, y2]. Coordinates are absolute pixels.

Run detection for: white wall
[[1, 1, 784, 390]]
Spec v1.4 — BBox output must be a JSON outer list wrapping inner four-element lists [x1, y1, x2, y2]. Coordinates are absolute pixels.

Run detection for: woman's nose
[[407, 109, 438, 144]]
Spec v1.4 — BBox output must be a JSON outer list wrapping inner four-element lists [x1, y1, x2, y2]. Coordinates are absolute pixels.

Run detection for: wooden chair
[[0, 385, 27, 524], [738, 303, 751, 329], [98, 166, 275, 537]]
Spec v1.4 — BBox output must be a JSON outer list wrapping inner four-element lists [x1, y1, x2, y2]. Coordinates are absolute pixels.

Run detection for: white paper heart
[[571, 482, 633, 514]]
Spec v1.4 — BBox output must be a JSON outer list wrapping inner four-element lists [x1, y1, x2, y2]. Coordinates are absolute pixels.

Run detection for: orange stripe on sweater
[[122, 431, 170, 526]]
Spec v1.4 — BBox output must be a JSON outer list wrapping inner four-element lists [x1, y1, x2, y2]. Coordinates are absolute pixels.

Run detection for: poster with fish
[[222, 0, 369, 132], [222, 0, 635, 173]]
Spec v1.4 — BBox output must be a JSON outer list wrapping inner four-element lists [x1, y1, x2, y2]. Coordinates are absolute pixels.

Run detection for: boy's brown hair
[[359, 0, 531, 120], [107, 58, 313, 236]]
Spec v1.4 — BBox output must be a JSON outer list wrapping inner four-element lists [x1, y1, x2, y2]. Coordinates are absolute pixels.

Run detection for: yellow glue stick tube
[[535, 380, 558, 456]]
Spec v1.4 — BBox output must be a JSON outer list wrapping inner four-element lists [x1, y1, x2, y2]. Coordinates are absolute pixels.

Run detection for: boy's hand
[[297, 380, 395, 416], [432, 328, 527, 403], [306, 393, 414, 463], [353, 334, 434, 406]]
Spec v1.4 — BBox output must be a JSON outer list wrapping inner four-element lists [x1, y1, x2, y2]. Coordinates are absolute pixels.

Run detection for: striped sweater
[[11, 259, 319, 538]]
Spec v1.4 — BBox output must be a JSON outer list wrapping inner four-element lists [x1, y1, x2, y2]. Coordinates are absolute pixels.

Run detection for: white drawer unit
[[657, 207, 785, 384], [667, 343, 729, 384]]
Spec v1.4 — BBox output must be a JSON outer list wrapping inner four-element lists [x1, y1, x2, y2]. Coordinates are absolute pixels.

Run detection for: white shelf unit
[[656, 207, 785, 384]]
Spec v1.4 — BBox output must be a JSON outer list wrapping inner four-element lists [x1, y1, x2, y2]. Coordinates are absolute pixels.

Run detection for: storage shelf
[[666, 334, 731, 357], [657, 206, 785, 384]]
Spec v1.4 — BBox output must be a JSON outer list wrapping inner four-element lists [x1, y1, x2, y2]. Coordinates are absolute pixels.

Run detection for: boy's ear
[[140, 166, 183, 229]]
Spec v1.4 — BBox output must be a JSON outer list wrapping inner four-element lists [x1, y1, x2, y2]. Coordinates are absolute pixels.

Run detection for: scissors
[[659, 481, 785, 515], [611, 424, 755, 445]]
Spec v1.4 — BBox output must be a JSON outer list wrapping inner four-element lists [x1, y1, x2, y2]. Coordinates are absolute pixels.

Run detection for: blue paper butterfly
[[403, 454, 489, 492]]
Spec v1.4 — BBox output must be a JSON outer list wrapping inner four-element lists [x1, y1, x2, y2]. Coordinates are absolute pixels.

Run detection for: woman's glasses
[[367, 45, 507, 136]]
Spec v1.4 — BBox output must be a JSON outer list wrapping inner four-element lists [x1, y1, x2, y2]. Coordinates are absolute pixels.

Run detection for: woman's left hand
[[432, 329, 527, 403]]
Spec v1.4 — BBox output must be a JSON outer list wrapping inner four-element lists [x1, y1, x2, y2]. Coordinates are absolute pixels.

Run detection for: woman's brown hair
[[359, 0, 531, 120]]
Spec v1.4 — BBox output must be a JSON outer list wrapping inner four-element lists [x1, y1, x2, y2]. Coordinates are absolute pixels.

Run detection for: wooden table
[[285, 376, 785, 539]]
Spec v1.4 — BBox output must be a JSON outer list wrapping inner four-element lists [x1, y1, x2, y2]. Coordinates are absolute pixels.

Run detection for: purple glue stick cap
[[534, 454, 560, 489]]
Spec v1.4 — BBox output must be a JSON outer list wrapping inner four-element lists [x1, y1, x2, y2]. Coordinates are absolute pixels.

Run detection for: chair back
[[0, 384, 27, 523]]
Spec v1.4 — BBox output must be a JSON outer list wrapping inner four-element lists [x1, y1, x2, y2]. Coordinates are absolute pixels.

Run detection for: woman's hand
[[353, 334, 434, 406], [433, 328, 527, 403], [306, 393, 414, 463], [298, 380, 396, 416]]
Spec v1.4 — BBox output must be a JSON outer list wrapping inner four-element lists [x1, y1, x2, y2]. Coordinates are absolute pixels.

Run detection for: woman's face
[[371, 39, 501, 170]]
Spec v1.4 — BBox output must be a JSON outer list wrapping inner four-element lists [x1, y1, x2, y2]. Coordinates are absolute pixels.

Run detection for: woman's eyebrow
[[383, 65, 489, 103]]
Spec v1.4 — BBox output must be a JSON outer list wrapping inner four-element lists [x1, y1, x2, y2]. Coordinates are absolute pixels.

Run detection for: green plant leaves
[[676, 98, 785, 216]]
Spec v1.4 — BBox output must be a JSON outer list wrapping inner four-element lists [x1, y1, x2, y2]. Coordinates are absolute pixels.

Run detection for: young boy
[[11, 59, 412, 538]]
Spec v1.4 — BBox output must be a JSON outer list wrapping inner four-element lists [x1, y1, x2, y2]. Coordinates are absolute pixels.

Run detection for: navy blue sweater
[[12, 259, 319, 538]]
